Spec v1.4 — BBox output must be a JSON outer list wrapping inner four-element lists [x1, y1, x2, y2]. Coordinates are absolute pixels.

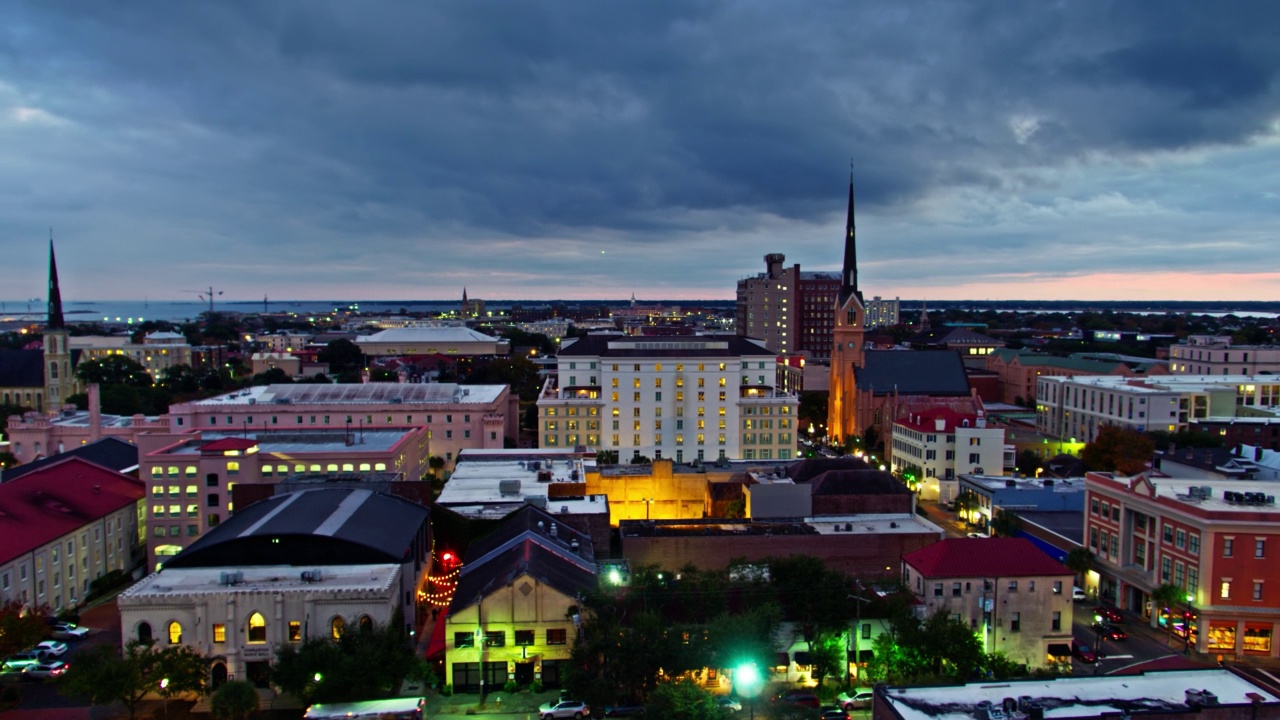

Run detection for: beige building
[[1169, 336, 1280, 376], [355, 327, 509, 357], [0, 457, 145, 612], [902, 537, 1074, 668], [445, 506, 596, 691], [734, 253, 841, 359], [71, 332, 193, 381]]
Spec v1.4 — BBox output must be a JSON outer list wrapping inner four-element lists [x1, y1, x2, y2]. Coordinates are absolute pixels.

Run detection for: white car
[[717, 697, 743, 712], [539, 700, 590, 720], [22, 661, 68, 681], [1072, 586, 1088, 602], [52, 622, 90, 640], [837, 690, 874, 710], [34, 640, 68, 658]]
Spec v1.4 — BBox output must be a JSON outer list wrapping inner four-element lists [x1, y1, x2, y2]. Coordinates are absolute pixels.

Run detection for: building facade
[[537, 335, 800, 463], [864, 296, 900, 330], [888, 409, 1007, 503], [71, 332, 194, 381], [734, 253, 840, 359], [828, 177, 866, 443], [1084, 471, 1280, 658], [354, 327, 509, 357], [0, 457, 144, 612], [902, 538, 1074, 668], [1169, 336, 1280, 376]]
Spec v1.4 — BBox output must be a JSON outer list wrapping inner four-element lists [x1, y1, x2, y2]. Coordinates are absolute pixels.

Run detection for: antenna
[[263, 294, 269, 314], [186, 286, 224, 315]]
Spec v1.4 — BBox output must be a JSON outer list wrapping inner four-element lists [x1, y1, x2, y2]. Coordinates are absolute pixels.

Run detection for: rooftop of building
[[464, 504, 596, 570], [355, 326, 504, 344], [184, 382, 506, 407], [1155, 445, 1259, 478], [164, 487, 429, 569], [119, 563, 400, 601], [154, 428, 417, 456], [1090, 472, 1280, 514], [1042, 374, 1277, 392], [619, 513, 940, 538], [879, 668, 1278, 720], [13, 407, 162, 429], [960, 474, 1087, 493], [988, 348, 1127, 373], [908, 327, 1004, 347], [0, 457, 144, 564], [855, 350, 972, 396], [903, 537, 1071, 578], [1, 436, 139, 482], [557, 333, 775, 358], [896, 408, 995, 433], [1017, 510, 1086, 545]]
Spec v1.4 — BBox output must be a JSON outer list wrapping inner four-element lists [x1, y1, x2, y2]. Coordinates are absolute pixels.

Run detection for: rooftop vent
[[300, 569, 323, 583], [219, 571, 244, 586]]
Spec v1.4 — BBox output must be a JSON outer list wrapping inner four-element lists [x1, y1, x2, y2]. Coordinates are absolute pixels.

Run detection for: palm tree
[[1064, 547, 1095, 588]]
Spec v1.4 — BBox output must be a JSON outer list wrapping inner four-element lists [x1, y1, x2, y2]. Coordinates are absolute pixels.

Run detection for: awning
[[1047, 643, 1072, 658], [794, 652, 812, 666], [424, 612, 448, 658]]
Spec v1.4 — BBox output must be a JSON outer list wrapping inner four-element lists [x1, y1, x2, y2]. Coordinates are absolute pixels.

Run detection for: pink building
[[138, 425, 429, 569]]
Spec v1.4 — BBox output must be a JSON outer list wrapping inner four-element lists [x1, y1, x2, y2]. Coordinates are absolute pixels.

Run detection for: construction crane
[[187, 286, 224, 316]]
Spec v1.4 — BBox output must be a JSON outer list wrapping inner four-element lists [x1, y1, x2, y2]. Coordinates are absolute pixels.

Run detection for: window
[[546, 628, 567, 645], [1163, 525, 1174, 544], [168, 621, 182, 644], [1090, 498, 1100, 515], [1225, 538, 1234, 557], [1255, 582, 1265, 601], [968, 453, 980, 464], [455, 632, 475, 648], [1189, 534, 1200, 555], [1257, 539, 1267, 558], [1111, 505, 1120, 521], [1052, 611, 1061, 631], [484, 631, 505, 647], [1007, 581, 1018, 592], [1176, 530, 1186, 549], [1010, 612, 1020, 632], [247, 612, 266, 643], [331, 617, 345, 639], [952, 582, 962, 597], [1052, 581, 1063, 595], [207, 493, 220, 508], [213, 624, 226, 643], [1161, 557, 1171, 582], [933, 583, 943, 597], [515, 630, 535, 646]]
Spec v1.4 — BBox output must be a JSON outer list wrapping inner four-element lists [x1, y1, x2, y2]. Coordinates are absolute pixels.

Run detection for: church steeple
[[48, 235, 65, 330], [840, 170, 861, 305]]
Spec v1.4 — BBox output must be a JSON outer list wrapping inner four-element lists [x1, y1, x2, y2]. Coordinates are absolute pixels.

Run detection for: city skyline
[[2, 2, 1278, 302]]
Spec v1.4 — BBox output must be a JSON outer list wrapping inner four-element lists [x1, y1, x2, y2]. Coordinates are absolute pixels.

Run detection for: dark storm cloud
[[1, 0, 1279, 299]]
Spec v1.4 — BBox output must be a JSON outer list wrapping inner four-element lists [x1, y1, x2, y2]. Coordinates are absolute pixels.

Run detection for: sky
[[2, 1, 1279, 303]]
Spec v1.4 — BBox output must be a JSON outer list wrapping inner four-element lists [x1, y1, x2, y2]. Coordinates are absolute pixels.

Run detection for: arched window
[[49, 362, 58, 379], [168, 621, 182, 644], [138, 621, 153, 643], [247, 612, 267, 644], [359, 615, 373, 633], [331, 616, 345, 639]]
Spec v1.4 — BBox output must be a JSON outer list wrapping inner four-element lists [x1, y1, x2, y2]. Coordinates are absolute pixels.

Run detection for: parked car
[[539, 700, 591, 720], [22, 661, 68, 681], [1072, 641, 1098, 663], [3, 651, 45, 671], [717, 697, 743, 713], [51, 622, 90, 640], [820, 706, 850, 720], [1092, 606, 1123, 624], [1072, 586, 1088, 602], [34, 640, 68, 658], [966, 532, 987, 539], [836, 689, 875, 710], [604, 705, 645, 718], [775, 690, 821, 708], [1092, 622, 1128, 641]]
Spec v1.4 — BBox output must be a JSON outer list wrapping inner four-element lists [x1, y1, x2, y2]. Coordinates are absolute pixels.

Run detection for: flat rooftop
[[120, 564, 400, 601], [1096, 473, 1280, 513], [880, 668, 1278, 719], [36, 410, 160, 428], [356, 327, 503, 344], [162, 429, 414, 455], [620, 513, 942, 538], [189, 383, 505, 406], [962, 475, 1086, 492]]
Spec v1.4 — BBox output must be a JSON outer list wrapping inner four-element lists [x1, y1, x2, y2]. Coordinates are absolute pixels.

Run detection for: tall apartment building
[[1086, 470, 1280, 659], [864, 296, 900, 329], [1169, 336, 1280, 375], [537, 334, 799, 463], [735, 253, 840, 359], [1037, 374, 1280, 443]]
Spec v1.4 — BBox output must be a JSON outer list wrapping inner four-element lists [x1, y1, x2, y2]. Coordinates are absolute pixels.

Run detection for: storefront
[[1243, 625, 1274, 656]]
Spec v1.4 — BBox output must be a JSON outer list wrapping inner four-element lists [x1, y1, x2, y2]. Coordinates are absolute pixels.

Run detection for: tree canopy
[[75, 355, 154, 388], [271, 619, 419, 704], [0, 600, 50, 659], [211, 680, 260, 720], [1081, 426, 1154, 475], [59, 640, 207, 720]]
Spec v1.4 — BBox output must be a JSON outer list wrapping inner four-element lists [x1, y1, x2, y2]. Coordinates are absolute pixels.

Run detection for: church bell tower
[[826, 173, 866, 444]]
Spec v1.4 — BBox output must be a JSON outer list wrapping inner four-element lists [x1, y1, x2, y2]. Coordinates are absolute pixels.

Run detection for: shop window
[[1244, 627, 1273, 654], [1207, 623, 1236, 651]]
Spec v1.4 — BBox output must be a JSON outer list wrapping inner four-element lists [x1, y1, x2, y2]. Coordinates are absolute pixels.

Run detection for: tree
[[1150, 583, 1189, 645], [159, 364, 202, 395], [211, 680, 260, 720], [0, 600, 50, 659], [1081, 425, 1154, 475], [271, 619, 417, 704], [251, 367, 294, 385], [59, 640, 207, 720], [952, 490, 980, 526], [644, 679, 728, 720], [318, 339, 363, 374], [1015, 449, 1043, 476], [75, 355, 154, 388], [1063, 547, 1095, 587], [989, 509, 1021, 538]]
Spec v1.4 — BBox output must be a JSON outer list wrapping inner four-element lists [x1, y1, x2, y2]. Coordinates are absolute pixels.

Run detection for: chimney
[[88, 384, 102, 442]]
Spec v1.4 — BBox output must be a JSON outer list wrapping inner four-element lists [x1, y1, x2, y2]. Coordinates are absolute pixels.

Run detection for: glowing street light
[[735, 662, 762, 720]]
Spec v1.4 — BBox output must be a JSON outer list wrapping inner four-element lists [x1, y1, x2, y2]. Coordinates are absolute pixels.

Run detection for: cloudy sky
[[2, 1, 1279, 303]]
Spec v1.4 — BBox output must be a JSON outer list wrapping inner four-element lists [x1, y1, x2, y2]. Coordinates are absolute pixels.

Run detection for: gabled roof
[[909, 327, 1003, 347], [449, 538, 597, 614], [855, 350, 971, 396], [164, 488, 429, 568], [903, 537, 1070, 579], [0, 349, 44, 388], [0, 457, 144, 564], [1, 437, 139, 482], [895, 408, 985, 433], [464, 504, 595, 569]]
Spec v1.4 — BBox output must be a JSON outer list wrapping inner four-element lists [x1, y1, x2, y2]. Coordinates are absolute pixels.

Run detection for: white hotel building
[[1036, 374, 1280, 443], [537, 335, 799, 463]]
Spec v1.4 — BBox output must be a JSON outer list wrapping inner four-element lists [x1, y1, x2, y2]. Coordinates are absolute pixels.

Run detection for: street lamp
[[735, 662, 762, 720], [160, 678, 170, 719]]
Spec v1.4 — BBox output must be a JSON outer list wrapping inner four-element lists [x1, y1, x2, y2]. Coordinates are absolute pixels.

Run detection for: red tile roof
[[0, 457, 144, 564], [895, 407, 982, 433], [903, 537, 1070, 578], [200, 437, 259, 452]]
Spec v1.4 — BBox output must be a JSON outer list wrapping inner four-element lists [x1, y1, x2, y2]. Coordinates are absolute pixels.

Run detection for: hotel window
[[1225, 538, 1234, 557], [1189, 534, 1200, 555], [1258, 539, 1267, 558], [1175, 530, 1186, 549], [1255, 582, 1264, 601]]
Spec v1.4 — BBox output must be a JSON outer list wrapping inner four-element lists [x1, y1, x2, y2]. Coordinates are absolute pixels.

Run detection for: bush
[[441, 684, 454, 696], [504, 680, 520, 693], [532, 680, 544, 694]]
